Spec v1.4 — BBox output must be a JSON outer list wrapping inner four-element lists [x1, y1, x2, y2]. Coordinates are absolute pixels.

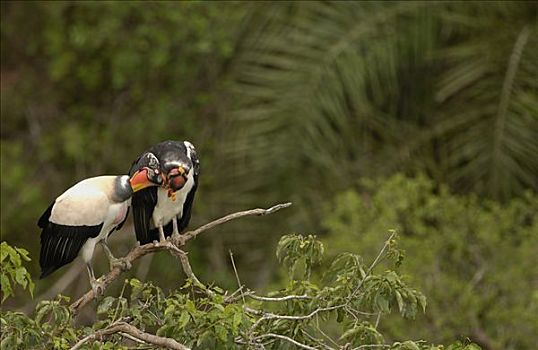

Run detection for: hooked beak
[[130, 167, 162, 192]]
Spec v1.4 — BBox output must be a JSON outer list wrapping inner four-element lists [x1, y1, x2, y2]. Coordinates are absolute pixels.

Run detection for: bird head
[[163, 161, 191, 192], [130, 166, 164, 192]]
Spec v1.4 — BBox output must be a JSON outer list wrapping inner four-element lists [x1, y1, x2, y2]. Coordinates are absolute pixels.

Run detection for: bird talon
[[110, 257, 131, 271], [170, 233, 185, 246], [91, 278, 105, 297]]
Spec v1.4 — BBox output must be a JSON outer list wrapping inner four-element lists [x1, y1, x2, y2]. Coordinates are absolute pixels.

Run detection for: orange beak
[[130, 169, 153, 192]]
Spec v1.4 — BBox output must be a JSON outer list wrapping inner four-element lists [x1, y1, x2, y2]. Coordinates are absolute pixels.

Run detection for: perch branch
[[69, 202, 291, 315]]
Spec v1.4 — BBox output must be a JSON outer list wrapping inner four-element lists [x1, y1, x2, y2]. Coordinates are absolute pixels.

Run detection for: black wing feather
[[177, 179, 198, 233], [38, 202, 54, 228], [177, 145, 199, 232], [131, 187, 158, 244], [129, 152, 160, 244], [39, 221, 102, 278]]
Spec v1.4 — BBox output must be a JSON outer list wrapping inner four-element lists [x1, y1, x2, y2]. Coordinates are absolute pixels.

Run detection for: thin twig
[[374, 311, 382, 328], [315, 314, 340, 348], [225, 290, 310, 304], [247, 305, 343, 331], [224, 286, 250, 303], [254, 333, 317, 350], [353, 345, 391, 349], [168, 245, 215, 297], [302, 329, 336, 350], [349, 231, 397, 300], [247, 293, 311, 302], [69, 203, 292, 315], [229, 250, 246, 304]]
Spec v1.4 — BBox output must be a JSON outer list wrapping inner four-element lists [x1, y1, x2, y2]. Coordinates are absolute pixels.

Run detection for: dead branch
[[69, 202, 291, 315], [69, 319, 189, 350]]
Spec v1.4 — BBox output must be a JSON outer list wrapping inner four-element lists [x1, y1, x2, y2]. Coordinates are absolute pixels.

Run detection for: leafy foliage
[[0, 234, 480, 349], [323, 174, 538, 349], [276, 234, 324, 279], [0, 242, 34, 302]]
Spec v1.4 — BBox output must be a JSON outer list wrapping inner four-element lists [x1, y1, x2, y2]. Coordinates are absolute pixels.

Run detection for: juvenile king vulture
[[38, 159, 162, 294], [129, 140, 199, 244]]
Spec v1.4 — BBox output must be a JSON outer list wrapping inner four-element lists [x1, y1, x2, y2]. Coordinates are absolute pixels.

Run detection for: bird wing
[[129, 152, 159, 244], [131, 187, 158, 244], [39, 222, 103, 278], [39, 177, 117, 278], [177, 142, 199, 232], [38, 201, 103, 278], [176, 185, 196, 232], [50, 183, 110, 226]]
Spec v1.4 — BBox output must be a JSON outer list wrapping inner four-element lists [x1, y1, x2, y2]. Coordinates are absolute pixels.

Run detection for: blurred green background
[[1, 2, 537, 349]]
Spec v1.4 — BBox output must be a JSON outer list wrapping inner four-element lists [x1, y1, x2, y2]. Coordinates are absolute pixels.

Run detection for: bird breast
[[152, 170, 195, 227]]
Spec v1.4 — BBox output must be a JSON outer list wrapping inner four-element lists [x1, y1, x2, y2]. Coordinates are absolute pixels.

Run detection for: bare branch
[[172, 202, 292, 245], [69, 203, 292, 315], [246, 305, 343, 332], [247, 293, 311, 302], [111, 323, 189, 350], [353, 345, 391, 350], [229, 250, 246, 303], [69, 320, 190, 350]]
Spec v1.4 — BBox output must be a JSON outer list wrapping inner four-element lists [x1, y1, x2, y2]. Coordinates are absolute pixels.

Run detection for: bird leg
[[172, 216, 180, 235], [87, 263, 104, 297], [100, 241, 132, 271], [158, 225, 166, 242], [171, 216, 186, 245]]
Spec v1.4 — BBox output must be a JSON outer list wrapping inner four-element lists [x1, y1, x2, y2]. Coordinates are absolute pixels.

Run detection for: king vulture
[[38, 160, 163, 294], [129, 140, 199, 244]]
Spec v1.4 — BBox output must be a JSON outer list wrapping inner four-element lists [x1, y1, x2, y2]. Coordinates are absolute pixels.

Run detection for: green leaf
[[232, 311, 242, 330], [417, 294, 427, 313], [178, 310, 190, 329], [97, 297, 116, 315], [395, 290, 404, 313], [1, 274, 13, 302], [214, 324, 228, 343]]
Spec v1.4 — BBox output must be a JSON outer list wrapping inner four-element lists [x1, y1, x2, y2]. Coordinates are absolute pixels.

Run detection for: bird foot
[[170, 233, 186, 246], [110, 257, 132, 271], [90, 278, 105, 297]]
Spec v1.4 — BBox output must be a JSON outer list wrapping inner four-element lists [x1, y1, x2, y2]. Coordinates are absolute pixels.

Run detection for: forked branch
[[69, 318, 189, 350], [69, 202, 292, 315]]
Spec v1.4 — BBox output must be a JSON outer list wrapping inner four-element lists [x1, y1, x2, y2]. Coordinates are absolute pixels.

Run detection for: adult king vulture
[[38, 158, 163, 294], [129, 140, 199, 244]]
